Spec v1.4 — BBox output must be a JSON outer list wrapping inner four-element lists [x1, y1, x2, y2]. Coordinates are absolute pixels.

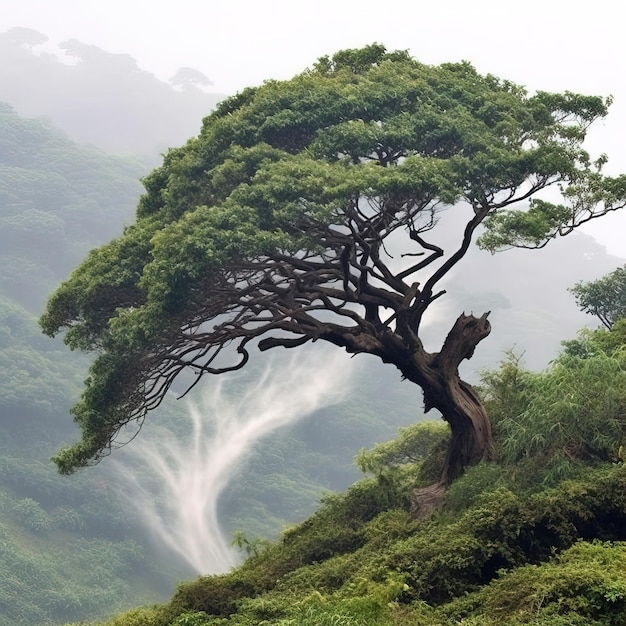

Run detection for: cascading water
[[114, 348, 353, 575]]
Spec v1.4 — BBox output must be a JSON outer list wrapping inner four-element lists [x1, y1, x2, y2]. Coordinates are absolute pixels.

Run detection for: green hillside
[[80, 322, 626, 625], [0, 103, 193, 625]]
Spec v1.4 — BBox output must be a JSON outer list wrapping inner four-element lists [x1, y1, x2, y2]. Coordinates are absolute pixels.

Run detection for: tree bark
[[400, 312, 494, 516]]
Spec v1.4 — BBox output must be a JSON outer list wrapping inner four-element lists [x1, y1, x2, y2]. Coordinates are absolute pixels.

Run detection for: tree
[[570, 264, 626, 329], [1, 27, 48, 48], [41, 45, 626, 509], [170, 67, 213, 91]]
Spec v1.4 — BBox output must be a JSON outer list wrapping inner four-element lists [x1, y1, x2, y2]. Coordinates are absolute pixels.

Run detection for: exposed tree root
[[411, 481, 447, 519]]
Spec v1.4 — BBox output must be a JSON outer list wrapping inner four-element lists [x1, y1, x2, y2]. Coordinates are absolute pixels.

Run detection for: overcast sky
[[2, 0, 625, 257]]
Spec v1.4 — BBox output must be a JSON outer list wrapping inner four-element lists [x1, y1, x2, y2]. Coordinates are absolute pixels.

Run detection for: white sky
[[2, 0, 626, 257]]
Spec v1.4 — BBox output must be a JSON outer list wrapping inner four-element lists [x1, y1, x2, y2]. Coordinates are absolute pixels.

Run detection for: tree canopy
[[41, 44, 626, 485], [570, 263, 626, 329]]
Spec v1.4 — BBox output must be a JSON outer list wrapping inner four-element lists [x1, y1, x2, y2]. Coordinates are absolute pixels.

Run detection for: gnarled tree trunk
[[401, 312, 494, 516]]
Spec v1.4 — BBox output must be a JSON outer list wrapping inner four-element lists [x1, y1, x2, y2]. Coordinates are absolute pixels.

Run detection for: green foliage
[[11, 497, 51, 532], [171, 612, 213, 626], [479, 337, 626, 480], [313, 42, 411, 75], [443, 462, 507, 512], [231, 530, 271, 559], [356, 421, 449, 477], [479, 349, 537, 426], [440, 541, 626, 625], [478, 198, 574, 251], [0, 429, 185, 626], [72, 312, 626, 623], [75, 606, 165, 626], [0, 498, 154, 626], [0, 103, 145, 312], [93, 461, 626, 626], [51, 505, 86, 531], [570, 263, 626, 328], [562, 318, 626, 358]]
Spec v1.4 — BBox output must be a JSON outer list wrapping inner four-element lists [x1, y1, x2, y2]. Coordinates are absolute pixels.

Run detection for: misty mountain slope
[[0, 105, 148, 437], [0, 102, 147, 311], [0, 109, 195, 625], [0, 28, 225, 157], [0, 427, 191, 626]]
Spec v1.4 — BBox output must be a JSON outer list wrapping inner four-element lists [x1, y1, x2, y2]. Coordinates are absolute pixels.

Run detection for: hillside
[[0, 104, 194, 625], [79, 321, 626, 625]]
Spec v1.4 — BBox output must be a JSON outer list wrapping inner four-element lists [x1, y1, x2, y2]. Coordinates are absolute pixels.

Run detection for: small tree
[[41, 45, 626, 509], [570, 264, 626, 329], [170, 67, 213, 91]]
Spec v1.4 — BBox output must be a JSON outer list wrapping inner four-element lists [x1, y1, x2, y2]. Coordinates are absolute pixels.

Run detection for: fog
[[114, 348, 353, 574]]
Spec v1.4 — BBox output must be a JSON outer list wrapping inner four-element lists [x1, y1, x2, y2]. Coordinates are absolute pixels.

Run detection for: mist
[[114, 348, 354, 574]]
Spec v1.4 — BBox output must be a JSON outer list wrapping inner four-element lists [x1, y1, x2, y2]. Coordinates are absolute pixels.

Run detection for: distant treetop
[[170, 67, 213, 91]]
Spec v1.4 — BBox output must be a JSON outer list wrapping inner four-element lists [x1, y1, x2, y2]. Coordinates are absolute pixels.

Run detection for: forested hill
[[0, 102, 146, 313], [0, 102, 147, 419], [0, 27, 225, 157], [0, 107, 187, 625]]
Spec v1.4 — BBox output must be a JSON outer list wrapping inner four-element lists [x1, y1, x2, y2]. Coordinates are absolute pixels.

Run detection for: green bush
[[94, 606, 165, 626], [171, 612, 213, 626], [443, 462, 507, 512], [383, 465, 626, 605], [356, 421, 449, 477], [440, 541, 626, 626], [165, 573, 256, 621], [481, 343, 626, 479], [51, 505, 86, 531]]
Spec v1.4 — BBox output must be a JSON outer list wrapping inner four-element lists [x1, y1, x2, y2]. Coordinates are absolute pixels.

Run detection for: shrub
[[165, 573, 256, 621], [481, 345, 626, 477], [51, 505, 86, 531], [440, 540, 626, 626], [96, 606, 165, 625], [444, 462, 507, 512], [385, 465, 626, 605], [171, 611, 213, 626], [356, 421, 449, 477]]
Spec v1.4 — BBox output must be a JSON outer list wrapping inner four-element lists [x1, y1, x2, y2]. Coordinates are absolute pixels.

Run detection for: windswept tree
[[41, 45, 626, 508], [570, 264, 626, 329]]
